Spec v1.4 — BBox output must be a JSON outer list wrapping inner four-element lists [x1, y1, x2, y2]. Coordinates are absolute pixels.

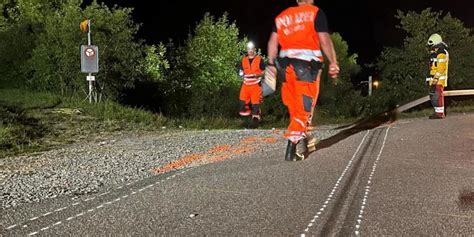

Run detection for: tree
[[140, 43, 169, 82], [317, 33, 362, 117], [371, 9, 474, 114], [0, 0, 168, 101], [182, 12, 246, 117], [0, 0, 40, 86]]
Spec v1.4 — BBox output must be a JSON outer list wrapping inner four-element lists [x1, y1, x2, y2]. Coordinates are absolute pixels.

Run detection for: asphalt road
[[2, 114, 473, 236]]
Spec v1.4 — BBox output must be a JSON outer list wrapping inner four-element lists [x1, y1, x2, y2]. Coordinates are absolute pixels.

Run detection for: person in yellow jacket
[[238, 42, 265, 124], [426, 33, 449, 119]]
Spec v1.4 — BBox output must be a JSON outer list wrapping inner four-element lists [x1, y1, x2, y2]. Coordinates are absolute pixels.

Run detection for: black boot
[[429, 113, 444, 119], [295, 138, 308, 161], [285, 140, 297, 161], [248, 115, 260, 129]]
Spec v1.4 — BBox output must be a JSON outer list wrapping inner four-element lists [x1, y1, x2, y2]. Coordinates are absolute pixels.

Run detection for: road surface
[[2, 114, 473, 236]]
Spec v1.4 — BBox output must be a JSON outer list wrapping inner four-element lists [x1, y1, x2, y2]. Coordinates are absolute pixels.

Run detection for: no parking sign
[[81, 45, 99, 73]]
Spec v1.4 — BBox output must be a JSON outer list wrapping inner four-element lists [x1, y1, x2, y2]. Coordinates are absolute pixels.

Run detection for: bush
[[370, 9, 474, 115], [0, 0, 169, 101], [183, 13, 246, 117], [316, 33, 363, 118]]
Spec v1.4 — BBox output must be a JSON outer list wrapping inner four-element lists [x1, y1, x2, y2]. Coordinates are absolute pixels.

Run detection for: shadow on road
[[313, 109, 399, 152]]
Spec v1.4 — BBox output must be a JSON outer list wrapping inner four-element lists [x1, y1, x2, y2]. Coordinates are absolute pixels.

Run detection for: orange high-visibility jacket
[[242, 55, 264, 85], [275, 4, 323, 62]]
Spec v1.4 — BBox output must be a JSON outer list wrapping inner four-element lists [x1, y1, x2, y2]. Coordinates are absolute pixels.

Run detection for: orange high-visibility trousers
[[281, 65, 320, 143], [239, 84, 262, 115]]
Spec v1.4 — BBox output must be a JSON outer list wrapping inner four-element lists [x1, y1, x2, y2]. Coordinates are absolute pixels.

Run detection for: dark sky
[[101, 0, 473, 64]]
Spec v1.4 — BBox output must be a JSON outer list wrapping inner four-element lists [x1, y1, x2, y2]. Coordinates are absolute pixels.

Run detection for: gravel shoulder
[[1, 126, 341, 209]]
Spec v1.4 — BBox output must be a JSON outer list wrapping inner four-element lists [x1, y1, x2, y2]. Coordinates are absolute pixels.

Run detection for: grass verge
[[1, 88, 473, 158]]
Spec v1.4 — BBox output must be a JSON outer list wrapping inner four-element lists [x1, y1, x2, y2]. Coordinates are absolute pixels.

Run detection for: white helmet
[[427, 33, 446, 47], [246, 41, 255, 50]]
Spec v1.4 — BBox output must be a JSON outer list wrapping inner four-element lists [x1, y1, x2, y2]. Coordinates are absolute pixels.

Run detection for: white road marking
[[42, 212, 52, 217], [52, 221, 62, 226], [55, 207, 67, 212], [10, 165, 196, 233], [302, 130, 371, 234], [6, 224, 17, 230], [354, 127, 390, 235]]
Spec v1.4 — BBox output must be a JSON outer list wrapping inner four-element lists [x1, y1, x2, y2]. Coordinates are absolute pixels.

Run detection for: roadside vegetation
[[1, 1, 473, 157]]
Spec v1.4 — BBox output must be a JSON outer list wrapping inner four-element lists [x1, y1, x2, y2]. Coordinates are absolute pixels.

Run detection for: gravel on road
[[0, 127, 341, 209]]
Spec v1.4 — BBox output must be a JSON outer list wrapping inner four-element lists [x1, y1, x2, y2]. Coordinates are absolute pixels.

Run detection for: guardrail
[[395, 89, 474, 113]]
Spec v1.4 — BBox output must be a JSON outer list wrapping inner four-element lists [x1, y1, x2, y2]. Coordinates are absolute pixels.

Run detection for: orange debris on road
[[152, 134, 282, 174]]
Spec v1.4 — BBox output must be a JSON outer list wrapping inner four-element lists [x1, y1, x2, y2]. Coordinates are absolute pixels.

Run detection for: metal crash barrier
[[395, 89, 474, 113]]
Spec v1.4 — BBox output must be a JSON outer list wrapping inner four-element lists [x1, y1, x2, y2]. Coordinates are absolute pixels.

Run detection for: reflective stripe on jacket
[[242, 55, 264, 85], [429, 48, 449, 87], [275, 4, 323, 62]]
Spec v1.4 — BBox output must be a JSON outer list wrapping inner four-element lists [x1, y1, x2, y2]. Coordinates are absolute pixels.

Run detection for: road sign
[[81, 45, 99, 73]]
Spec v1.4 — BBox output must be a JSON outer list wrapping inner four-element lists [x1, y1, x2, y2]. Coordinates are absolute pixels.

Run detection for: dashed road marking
[[15, 168, 195, 235], [354, 127, 390, 235], [55, 207, 68, 212], [6, 224, 17, 230], [52, 221, 62, 226], [302, 130, 371, 234], [99, 191, 110, 196], [42, 212, 52, 217]]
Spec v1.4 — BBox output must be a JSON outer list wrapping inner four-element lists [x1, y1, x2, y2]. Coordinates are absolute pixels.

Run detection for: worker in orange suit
[[238, 42, 266, 124], [267, 0, 340, 161]]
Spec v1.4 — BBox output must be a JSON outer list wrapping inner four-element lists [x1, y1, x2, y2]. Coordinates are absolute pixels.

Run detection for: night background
[[101, 0, 474, 64], [2, 0, 474, 232], [1, 0, 474, 155]]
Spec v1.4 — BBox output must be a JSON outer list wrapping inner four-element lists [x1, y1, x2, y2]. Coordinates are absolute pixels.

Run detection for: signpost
[[80, 20, 99, 103]]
